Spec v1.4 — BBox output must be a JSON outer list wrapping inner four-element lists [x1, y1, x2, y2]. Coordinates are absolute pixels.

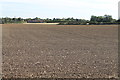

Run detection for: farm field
[[2, 24, 118, 78]]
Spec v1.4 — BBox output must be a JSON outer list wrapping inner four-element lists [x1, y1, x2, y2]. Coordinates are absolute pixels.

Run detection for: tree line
[[0, 15, 119, 25]]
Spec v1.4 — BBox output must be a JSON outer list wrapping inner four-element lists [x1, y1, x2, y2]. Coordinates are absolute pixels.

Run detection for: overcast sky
[[0, 0, 119, 20]]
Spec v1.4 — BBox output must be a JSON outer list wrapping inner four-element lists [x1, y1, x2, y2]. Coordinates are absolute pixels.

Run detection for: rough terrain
[[2, 24, 118, 78]]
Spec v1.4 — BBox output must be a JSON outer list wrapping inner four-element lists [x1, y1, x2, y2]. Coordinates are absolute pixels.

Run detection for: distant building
[[27, 20, 44, 23]]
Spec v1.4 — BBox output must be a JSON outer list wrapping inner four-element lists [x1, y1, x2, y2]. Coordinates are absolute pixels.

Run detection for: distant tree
[[0, 15, 118, 24], [34, 17, 40, 20], [103, 15, 112, 22], [90, 15, 115, 24], [18, 17, 22, 21]]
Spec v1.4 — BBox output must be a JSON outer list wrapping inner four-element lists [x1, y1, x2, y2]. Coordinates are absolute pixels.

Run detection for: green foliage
[[1, 17, 25, 24], [58, 18, 89, 25], [1, 15, 118, 25], [89, 15, 117, 25]]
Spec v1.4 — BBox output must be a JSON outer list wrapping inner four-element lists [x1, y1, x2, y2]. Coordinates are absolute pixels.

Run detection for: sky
[[0, 0, 119, 20]]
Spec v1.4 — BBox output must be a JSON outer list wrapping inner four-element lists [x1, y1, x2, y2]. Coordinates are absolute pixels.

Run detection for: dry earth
[[2, 24, 118, 78]]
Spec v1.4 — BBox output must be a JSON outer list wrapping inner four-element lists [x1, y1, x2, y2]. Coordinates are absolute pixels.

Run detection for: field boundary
[[23, 23, 59, 25]]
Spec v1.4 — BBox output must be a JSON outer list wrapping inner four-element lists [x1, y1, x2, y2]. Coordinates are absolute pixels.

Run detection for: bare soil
[[2, 24, 118, 78]]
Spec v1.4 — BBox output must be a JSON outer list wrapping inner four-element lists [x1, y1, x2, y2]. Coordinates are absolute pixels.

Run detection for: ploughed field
[[2, 24, 118, 78]]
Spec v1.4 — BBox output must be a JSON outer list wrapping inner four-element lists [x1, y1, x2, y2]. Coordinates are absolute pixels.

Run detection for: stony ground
[[2, 24, 118, 78]]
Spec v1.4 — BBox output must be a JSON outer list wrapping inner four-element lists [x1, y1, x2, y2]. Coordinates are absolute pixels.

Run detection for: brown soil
[[2, 24, 118, 78]]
